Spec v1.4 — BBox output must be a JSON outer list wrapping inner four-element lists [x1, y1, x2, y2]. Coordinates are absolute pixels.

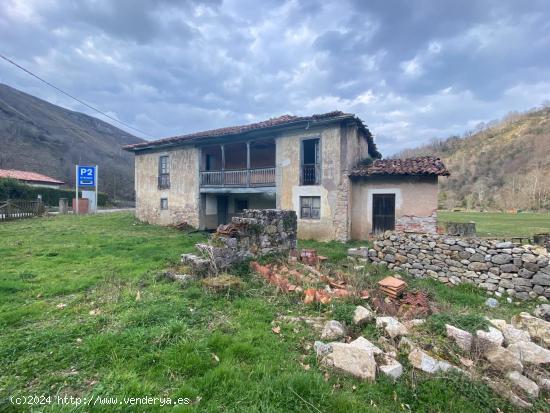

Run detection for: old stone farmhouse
[[123, 111, 449, 241]]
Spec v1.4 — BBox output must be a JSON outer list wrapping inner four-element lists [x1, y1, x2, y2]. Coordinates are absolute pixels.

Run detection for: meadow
[[438, 211, 550, 238], [0, 213, 547, 412]]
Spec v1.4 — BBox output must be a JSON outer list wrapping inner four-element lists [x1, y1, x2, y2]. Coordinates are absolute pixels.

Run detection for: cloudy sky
[[1, 0, 550, 155]]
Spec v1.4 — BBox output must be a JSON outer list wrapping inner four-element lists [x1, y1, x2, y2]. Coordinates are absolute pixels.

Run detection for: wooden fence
[[0, 199, 45, 221]]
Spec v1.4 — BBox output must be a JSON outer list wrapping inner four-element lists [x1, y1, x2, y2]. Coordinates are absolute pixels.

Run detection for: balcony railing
[[158, 174, 170, 189], [200, 167, 275, 187], [302, 164, 320, 185]]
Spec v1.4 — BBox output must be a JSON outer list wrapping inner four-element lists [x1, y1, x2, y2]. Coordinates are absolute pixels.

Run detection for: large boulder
[[506, 371, 539, 399], [507, 341, 550, 365], [446, 324, 473, 352], [320, 342, 376, 381], [476, 327, 504, 352], [484, 347, 523, 373], [321, 320, 346, 341], [501, 324, 531, 346], [377, 354, 403, 379], [353, 305, 374, 326], [511, 312, 550, 348], [408, 348, 461, 374], [376, 316, 408, 339], [349, 336, 383, 355]]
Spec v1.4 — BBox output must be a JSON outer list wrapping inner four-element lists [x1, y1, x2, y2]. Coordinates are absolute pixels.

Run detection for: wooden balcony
[[200, 167, 275, 188]]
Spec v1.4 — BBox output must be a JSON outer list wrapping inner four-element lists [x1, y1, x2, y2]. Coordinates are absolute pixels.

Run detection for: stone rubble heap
[[313, 306, 550, 409], [364, 232, 550, 300], [181, 209, 297, 275]]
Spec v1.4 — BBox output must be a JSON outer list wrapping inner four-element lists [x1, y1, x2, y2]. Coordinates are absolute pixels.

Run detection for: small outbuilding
[[349, 157, 450, 238]]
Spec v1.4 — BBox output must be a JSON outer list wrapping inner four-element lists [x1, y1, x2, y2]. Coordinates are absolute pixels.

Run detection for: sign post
[[76, 165, 98, 214]]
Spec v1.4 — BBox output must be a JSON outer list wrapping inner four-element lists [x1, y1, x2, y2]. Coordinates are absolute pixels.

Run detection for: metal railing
[[158, 174, 170, 189], [200, 167, 276, 187], [302, 164, 320, 185]]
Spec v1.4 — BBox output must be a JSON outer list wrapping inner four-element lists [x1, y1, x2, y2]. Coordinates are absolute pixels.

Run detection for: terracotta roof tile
[[350, 156, 450, 177], [0, 169, 65, 184], [123, 111, 380, 158]]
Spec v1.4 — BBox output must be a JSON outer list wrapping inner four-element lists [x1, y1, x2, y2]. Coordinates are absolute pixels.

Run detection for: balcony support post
[[246, 141, 251, 187], [221, 144, 225, 187]]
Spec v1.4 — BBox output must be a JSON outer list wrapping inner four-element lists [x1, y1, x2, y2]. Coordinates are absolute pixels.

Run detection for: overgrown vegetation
[[0, 213, 547, 412], [397, 106, 550, 211], [0, 178, 108, 206], [425, 313, 489, 336]]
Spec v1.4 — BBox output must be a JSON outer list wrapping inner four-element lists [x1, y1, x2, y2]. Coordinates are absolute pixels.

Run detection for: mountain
[[395, 106, 550, 211], [0, 83, 145, 200]]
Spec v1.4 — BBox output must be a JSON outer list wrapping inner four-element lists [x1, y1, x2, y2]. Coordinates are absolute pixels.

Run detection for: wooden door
[[217, 196, 228, 226], [372, 194, 395, 233]]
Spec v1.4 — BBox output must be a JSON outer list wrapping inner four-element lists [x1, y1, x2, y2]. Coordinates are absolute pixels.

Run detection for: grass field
[[438, 211, 550, 238], [0, 213, 547, 412]]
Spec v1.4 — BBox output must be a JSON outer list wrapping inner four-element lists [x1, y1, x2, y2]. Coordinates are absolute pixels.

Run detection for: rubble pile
[[181, 209, 297, 275], [250, 260, 370, 304], [312, 306, 550, 409]]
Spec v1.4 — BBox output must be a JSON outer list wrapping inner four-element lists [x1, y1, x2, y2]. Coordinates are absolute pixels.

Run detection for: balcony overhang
[[200, 186, 276, 194]]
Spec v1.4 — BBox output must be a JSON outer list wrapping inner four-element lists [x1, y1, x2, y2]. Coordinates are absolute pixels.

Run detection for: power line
[[0, 53, 151, 138]]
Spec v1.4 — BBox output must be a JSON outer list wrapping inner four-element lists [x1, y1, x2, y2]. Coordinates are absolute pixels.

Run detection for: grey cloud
[[0, 0, 549, 152]]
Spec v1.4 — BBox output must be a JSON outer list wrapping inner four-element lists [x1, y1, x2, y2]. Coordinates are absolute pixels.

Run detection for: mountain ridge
[[0, 83, 144, 200], [394, 106, 550, 211]]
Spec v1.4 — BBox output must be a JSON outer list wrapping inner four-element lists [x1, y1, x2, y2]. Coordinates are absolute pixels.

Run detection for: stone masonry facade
[[394, 211, 437, 234], [368, 232, 550, 300]]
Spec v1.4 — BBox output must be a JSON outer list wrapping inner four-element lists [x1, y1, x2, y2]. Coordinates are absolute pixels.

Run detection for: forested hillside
[[0, 84, 144, 200], [396, 106, 550, 211]]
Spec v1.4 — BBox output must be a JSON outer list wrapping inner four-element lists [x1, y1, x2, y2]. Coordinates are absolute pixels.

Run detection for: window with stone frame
[[158, 155, 170, 189], [300, 196, 320, 219], [160, 198, 168, 210]]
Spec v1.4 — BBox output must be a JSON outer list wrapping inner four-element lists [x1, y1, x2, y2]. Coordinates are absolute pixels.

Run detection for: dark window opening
[[300, 196, 320, 219], [372, 194, 395, 233], [160, 198, 168, 210], [235, 199, 249, 213], [301, 138, 320, 185], [158, 155, 170, 189]]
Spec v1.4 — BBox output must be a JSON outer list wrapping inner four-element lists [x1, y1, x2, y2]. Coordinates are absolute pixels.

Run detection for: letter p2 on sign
[[78, 166, 96, 188]]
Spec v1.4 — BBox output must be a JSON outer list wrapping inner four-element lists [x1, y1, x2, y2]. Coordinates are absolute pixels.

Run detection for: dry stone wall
[[181, 209, 297, 275], [368, 232, 550, 300]]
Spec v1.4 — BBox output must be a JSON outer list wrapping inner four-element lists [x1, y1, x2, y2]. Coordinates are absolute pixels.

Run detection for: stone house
[[0, 169, 65, 189], [123, 111, 449, 241]]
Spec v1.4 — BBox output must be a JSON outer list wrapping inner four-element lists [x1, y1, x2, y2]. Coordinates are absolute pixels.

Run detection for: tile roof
[[0, 169, 65, 184], [123, 111, 380, 158], [350, 156, 450, 177]]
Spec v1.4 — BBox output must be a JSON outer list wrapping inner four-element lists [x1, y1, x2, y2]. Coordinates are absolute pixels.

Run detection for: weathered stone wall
[[276, 124, 354, 242], [135, 146, 200, 227], [368, 232, 550, 300], [182, 209, 297, 274]]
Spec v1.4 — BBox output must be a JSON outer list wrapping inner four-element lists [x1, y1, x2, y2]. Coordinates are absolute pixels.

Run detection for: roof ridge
[[350, 156, 450, 177], [123, 110, 353, 150]]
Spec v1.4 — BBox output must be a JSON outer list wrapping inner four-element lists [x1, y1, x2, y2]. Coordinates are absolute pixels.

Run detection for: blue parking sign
[[78, 166, 96, 187]]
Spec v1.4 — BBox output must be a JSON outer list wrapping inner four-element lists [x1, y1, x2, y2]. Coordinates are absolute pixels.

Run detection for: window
[[158, 155, 170, 189], [301, 138, 320, 185], [300, 196, 320, 219], [160, 198, 168, 210], [235, 199, 249, 213]]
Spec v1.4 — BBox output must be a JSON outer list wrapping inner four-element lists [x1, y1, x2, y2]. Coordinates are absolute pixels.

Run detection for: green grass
[[0, 213, 547, 412], [438, 211, 550, 238]]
